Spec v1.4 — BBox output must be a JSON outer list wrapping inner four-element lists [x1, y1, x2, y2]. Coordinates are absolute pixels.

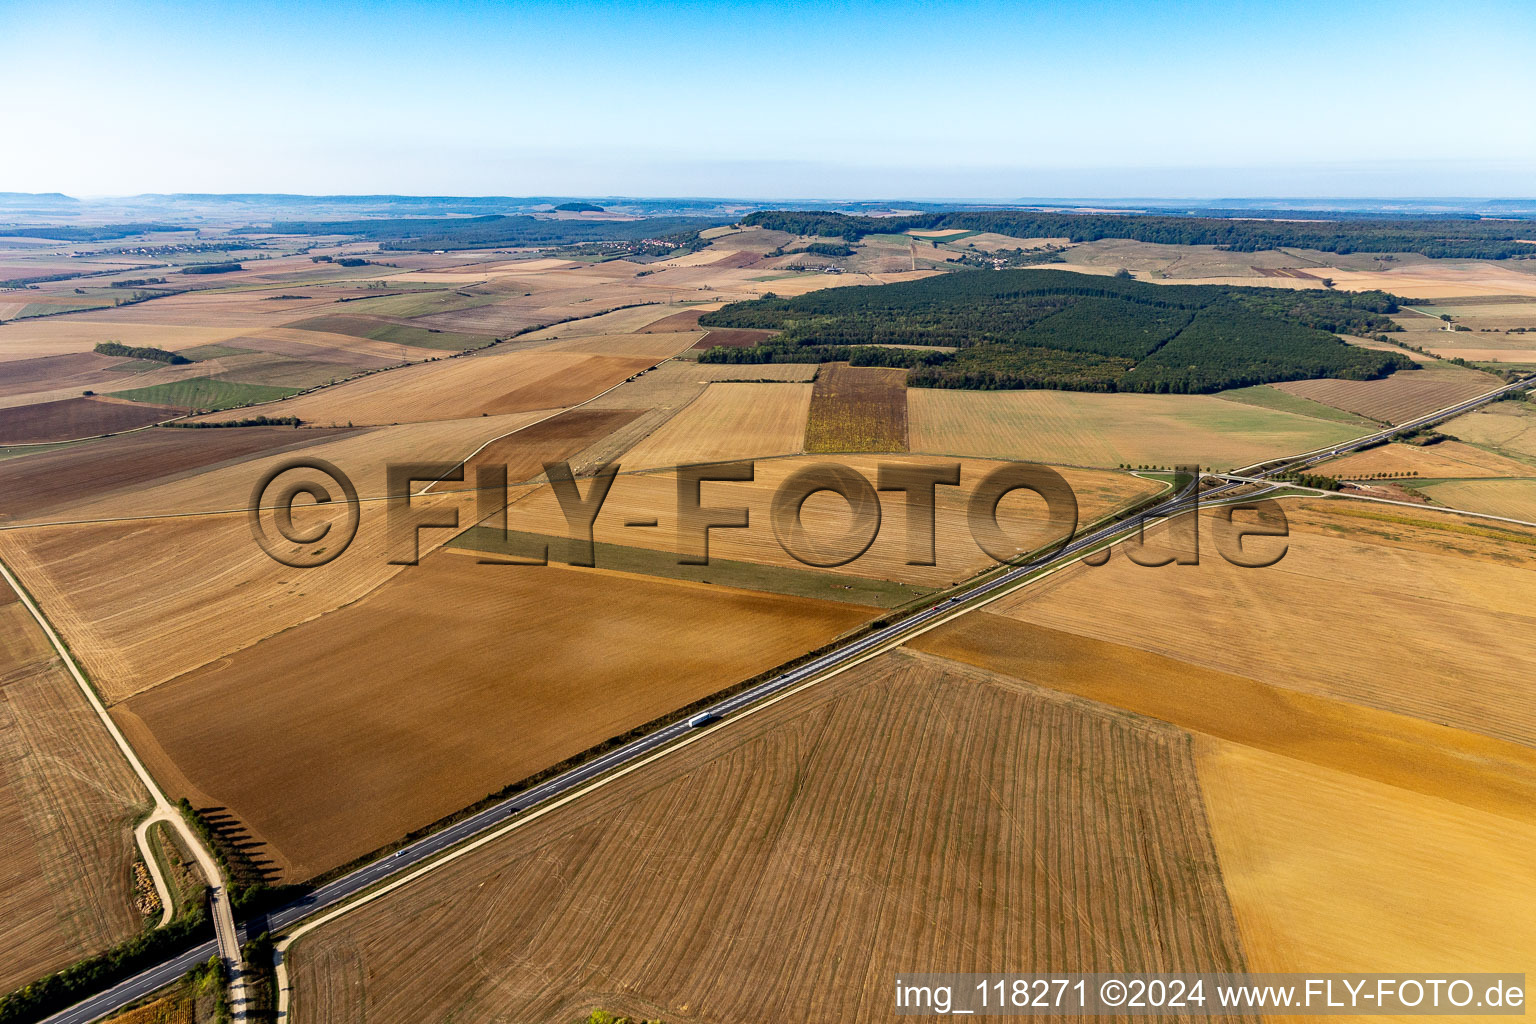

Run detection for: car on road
[[688, 712, 717, 728]]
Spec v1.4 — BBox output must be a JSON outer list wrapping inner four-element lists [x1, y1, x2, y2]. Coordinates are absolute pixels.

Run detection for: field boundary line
[[1223, 475, 1536, 529], [269, 478, 1201, 1019], [0, 554, 247, 1017]]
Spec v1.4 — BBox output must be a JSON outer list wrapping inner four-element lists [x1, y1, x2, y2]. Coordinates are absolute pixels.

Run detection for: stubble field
[[117, 552, 876, 880], [0, 593, 150, 993], [907, 388, 1360, 470], [288, 648, 1248, 1024], [1271, 363, 1502, 424]]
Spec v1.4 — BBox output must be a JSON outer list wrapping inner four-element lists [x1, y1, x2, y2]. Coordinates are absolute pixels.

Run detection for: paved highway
[[39, 372, 1532, 1024]]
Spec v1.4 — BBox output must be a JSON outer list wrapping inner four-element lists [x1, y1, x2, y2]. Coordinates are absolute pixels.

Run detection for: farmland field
[[1314, 439, 1534, 480], [1198, 738, 1536, 976], [288, 648, 1247, 1023], [0, 395, 184, 443], [1416, 477, 1536, 522], [1441, 399, 1536, 460], [907, 387, 1359, 470], [483, 455, 1161, 590], [0, 594, 150, 993], [0, 424, 356, 521], [803, 362, 907, 453], [1272, 362, 1501, 424], [621, 381, 813, 468], [117, 552, 876, 879], [979, 500, 1536, 748], [194, 345, 660, 426], [4, 198, 1535, 1018], [109, 378, 299, 412]]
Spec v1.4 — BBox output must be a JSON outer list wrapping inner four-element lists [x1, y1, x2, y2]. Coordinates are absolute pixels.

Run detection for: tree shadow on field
[[196, 805, 283, 889]]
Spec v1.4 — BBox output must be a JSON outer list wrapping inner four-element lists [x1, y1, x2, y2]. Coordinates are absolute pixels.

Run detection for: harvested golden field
[[687, 361, 817, 381], [538, 330, 703, 361], [0, 321, 254, 362], [1418, 478, 1536, 522], [0, 596, 150, 993], [288, 649, 1247, 1024], [803, 362, 907, 453], [621, 381, 812, 469], [427, 406, 644, 495], [911, 613, 1536, 825], [517, 303, 699, 340], [117, 553, 876, 880], [0, 507, 451, 701], [984, 501, 1536, 748], [1441, 399, 1536, 460], [0, 412, 577, 696], [1198, 738, 1536, 979], [489, 455, 1159, 589], [908, 387, 1359, 471], [1315, 439, 1533, 480], [196, 348, 641, 426], [1272, 363, 1502, 424], [1310, 261, 1536, 300]]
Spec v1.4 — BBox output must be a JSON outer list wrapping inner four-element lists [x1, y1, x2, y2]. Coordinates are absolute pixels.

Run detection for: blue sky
[[3, 0, 1533, 198]]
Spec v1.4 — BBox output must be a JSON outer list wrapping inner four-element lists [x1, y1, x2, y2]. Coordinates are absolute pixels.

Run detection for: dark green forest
[[92, 341, 190, 364], [248, 215, 724, 250], [742, 210, 1536, 260], [697, 269, 1414, 393]]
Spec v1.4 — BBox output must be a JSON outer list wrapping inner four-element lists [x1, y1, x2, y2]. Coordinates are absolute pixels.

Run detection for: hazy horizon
[[4, 0, 1533, 199]]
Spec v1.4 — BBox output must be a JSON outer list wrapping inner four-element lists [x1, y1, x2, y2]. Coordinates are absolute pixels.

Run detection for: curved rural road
[[34, 372, 1535, 1024], [0, 558, 248, 1020]]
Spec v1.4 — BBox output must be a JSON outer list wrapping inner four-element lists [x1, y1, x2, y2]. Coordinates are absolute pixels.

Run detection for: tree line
[[741, 210, 1536, 260]]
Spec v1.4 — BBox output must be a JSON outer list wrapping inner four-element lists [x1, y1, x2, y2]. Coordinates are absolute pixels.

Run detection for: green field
[[110, 378, 299, 411], [177, 343, 259, 360], [452, 526, 928, 608], [1216, 384, 1376, 426], [362, 323, 495, 350]]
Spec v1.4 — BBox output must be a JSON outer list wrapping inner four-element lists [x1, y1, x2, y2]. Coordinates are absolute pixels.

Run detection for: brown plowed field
[[0, 425, 358, 521], [639, 308, 706, 332], [287, 649, 1248, 1024], [117, 553, 876, 880], [0, 598, 150, 993], [708, 249, 766, 268], [0, 396, 184, 444], [40, 411, 548, 521], [0, 352, 134, 399], [1272, 363, 1501, 424], [804, 362, 908, 452], [691, 328, 778, 349]]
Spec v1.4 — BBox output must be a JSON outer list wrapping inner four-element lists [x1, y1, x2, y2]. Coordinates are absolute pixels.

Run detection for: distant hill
[[555, 202, 605, 213]]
